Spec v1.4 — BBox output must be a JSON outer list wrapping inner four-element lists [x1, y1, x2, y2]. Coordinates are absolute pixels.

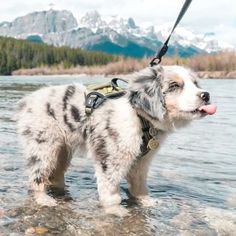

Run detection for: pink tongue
[[198, 104, 217, 115]]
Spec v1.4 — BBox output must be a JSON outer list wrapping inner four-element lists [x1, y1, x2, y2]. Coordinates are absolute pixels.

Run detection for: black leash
[[150, 0, 193, 66]]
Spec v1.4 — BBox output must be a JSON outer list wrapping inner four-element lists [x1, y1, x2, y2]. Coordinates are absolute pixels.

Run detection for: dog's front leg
[[126, 152, 158, 207], [96, 171, 121, 207], [94, 162, 130, 216]]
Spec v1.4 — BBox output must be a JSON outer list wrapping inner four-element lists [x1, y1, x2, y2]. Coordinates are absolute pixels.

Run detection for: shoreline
[[197, 71, 236, 79], [10, 69, 236, 79]]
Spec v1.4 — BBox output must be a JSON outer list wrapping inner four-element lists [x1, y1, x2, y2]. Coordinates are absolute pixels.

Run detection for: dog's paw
[[34, 192, 57, 207], [137, 196, 159, 208], [104, 205, 130, 217]]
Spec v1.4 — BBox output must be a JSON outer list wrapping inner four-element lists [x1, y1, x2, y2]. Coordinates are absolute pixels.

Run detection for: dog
[[16, 65, 216, 212]]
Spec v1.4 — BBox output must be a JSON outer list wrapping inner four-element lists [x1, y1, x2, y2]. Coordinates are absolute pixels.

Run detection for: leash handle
[[150, 0, 192, 66]]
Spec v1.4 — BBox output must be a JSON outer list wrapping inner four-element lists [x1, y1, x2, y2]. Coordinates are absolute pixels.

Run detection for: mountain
[[0, 9, 233, 58]]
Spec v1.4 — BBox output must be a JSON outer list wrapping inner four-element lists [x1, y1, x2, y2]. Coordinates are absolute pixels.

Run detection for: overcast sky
[[1, 0, 236, 46]]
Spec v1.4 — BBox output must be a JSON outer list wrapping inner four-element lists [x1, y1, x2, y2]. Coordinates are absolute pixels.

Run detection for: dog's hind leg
[[27, 141, 71, 206], [48, 144, 72, 189]]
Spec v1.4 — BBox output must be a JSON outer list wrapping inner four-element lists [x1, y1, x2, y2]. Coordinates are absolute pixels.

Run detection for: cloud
[[214, 24, 236, 47]]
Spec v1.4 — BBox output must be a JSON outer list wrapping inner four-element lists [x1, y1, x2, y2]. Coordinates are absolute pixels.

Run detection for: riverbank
[[12, 65, 236, 79], [197, 70, 236, 79], [11, 51, 236, 78], [12, 67, 236, 79]]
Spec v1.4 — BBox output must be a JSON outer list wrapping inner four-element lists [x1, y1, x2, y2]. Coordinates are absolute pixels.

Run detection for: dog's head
[[128, 65, 216, 128]]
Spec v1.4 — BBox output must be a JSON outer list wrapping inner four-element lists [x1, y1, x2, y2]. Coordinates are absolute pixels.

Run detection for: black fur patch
[[95, 137, 108, 171], [70, 105, 80, 122], [144, 82, 159, 97], [106, 113, 119, 141], [27, 155, 40, 167], [33, 169, 43, 184], [63, 85, 75, 111], [35, 131, 46, 143], [63, 114, 75, 132], [82, 127, 87, 139], [142, 97, 151, 110], [34, 177, 42, 185], [22, 127, 31, 136], [131, 91, 151, 111], [89, 125, 96, 134], [129, 91, 138, 105], [46, 103, 56, 119]]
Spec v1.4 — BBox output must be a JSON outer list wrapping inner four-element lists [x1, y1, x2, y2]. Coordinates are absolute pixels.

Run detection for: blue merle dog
[[16, 65, 216, 215]]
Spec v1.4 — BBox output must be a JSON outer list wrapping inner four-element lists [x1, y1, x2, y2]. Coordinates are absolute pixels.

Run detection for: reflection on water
[[0, 76, 236, 235]]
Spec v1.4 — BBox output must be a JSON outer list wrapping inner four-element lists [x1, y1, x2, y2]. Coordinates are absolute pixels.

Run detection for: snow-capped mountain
[[0, 9, 233, 58], [156, 24, 234, 53]]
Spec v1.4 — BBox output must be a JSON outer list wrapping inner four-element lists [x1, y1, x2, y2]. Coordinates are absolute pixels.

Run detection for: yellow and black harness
[[85, 78, 159, 157], [85, 78, 126, 115]]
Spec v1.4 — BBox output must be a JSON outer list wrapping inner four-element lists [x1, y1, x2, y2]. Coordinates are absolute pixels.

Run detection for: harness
[[85, 78, 126, 115], [85, 78, 160, 157], [84, 0, 192, 156], [139, 115, 160, 156]]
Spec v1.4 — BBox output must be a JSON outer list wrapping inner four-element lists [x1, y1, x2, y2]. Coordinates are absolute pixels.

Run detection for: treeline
[[0, 36, 117, 75], [13, 51, 236, 78]]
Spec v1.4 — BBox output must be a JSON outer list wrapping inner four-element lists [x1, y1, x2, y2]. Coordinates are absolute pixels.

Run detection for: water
[[0, 75, 236, 235]]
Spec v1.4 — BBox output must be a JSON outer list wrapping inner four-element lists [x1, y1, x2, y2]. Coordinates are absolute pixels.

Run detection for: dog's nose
[[200, 92, 210, 102]]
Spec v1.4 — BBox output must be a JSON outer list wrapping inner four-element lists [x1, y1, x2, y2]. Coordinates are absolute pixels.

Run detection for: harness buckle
[[85, 92, 106, 115], [149, 127, 159, 137]]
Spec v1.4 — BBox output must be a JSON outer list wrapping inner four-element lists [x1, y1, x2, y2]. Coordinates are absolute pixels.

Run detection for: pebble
[[0, 209, 5, 218], [25, 226, 49, 234]]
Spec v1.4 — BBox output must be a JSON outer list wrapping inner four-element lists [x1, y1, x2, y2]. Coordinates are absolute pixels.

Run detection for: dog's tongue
[[198, 104, 217, 115]]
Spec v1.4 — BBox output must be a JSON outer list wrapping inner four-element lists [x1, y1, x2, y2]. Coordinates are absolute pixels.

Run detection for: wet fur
[[16, 65, 210, 209]]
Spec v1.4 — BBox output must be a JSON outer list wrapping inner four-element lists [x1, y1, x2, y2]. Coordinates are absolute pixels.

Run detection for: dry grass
[[162, 51, 236, 72], [12, 51, 236, 78], [12, 59, 148, 76]]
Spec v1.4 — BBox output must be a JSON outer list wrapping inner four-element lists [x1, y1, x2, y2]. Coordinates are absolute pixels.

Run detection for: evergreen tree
[[0, 36, 117, 75]]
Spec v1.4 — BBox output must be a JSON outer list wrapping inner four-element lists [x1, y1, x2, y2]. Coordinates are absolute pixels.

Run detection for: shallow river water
[[0, 76, 236, 235]]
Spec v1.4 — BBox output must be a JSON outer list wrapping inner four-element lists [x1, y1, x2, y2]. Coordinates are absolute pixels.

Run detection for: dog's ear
[[129, 65, 166, 120]]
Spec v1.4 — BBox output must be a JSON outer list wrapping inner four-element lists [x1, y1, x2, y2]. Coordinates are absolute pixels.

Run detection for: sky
[[0, 0, 236, 46]]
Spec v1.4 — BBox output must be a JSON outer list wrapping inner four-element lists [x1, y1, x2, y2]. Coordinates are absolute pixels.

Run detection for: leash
[[150, 0, 193, 66]]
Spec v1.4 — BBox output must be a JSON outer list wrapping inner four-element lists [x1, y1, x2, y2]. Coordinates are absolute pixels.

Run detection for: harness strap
[[150, 0, 192, 66], [139, 116, 160, 157], [85, 78, 127, 115], [85, 91, 106, 115]]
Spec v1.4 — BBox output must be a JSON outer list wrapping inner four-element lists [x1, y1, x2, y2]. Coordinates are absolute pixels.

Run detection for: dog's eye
[[168, 82, 181, 92]]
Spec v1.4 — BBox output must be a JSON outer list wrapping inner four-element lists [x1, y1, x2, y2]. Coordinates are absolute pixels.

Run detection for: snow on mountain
[[156, 24, 234, 53], [0, 9, 234, 58], [79, 11, 234, 53], [80, 11, 148, 38]]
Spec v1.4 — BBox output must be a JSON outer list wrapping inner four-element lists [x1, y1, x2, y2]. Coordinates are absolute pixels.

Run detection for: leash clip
[[150, 44, 169, 67]]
